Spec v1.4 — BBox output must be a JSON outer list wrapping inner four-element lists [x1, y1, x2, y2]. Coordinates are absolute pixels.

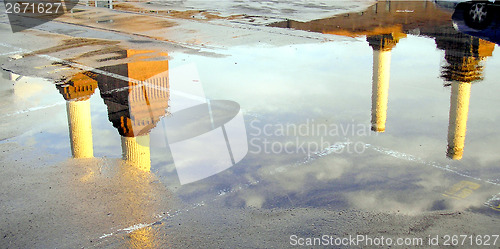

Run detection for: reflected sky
[[3, 0, 500, 222]]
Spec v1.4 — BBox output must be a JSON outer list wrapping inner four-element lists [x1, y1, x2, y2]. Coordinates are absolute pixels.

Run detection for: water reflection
[[367, 34, 403, 132], [54, 46, 249, 185], [96, 49, 169, 171], [271, 0, 497, 160], [56, 72, 98, 158], [269, 1, 452, 36], [57, 49, 170, 171], [43, 1, 500, 214], [437, 30, 494, 159], [4, 2, 500, 246]]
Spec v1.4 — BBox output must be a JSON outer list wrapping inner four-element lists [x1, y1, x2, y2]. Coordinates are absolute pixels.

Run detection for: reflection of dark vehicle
[[452, 1, 500, 44]]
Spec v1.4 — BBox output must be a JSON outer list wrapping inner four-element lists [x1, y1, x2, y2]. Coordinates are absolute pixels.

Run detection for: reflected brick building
[[95, 49, 170, 171], [269, 1, 452, 37], [57, 49, 169, 169]]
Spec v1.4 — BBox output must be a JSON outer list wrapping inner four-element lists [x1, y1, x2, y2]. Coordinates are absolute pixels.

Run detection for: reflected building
[[269, 1, 452, 37], [95, 49, 170, 171], [431, 28, 495, 159], [57, 72, 98, 158]]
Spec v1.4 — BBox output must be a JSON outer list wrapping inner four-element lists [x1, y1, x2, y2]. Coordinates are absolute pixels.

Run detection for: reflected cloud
[[194, 1, 500, 213]]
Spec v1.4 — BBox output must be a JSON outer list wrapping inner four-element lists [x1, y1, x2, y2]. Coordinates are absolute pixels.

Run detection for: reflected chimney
[[370, 49, 391, 132], [436, 32, 495, 159], [57, 72, 98, 158], [367, 34, 402, 132], [121, 135, 151, 171], [446, 81, 471, 160], [67, 100, 94, 158]]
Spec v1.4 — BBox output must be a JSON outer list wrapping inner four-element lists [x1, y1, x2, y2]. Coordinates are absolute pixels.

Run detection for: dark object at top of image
[[453, 0, 500, 44]]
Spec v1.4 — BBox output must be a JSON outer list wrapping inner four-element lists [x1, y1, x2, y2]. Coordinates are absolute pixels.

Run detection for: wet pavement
[[1, 0, 500, 248]]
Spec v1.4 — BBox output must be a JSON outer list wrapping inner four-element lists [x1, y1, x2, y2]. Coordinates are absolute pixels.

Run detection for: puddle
[[4, 28, 500, 214]]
